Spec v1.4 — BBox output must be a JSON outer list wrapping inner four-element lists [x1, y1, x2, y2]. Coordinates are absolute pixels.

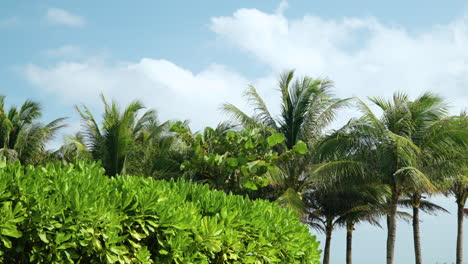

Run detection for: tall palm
[[0, 95, 66, 164], [437, 113, 468, 264], [449, 176, 468, 264], [314, 93, 457, 264], [75, 94, 158, 176], [399, 193, 448, 264], [223, 70, 350, 210], [371, 92, 463, 264]]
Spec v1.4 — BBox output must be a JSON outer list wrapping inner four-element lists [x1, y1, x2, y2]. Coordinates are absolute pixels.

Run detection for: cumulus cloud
[[211, 8, 468, 115], [26, 5, 468, 133], [46, 8, 86, 27], [24, 58, 251, 130]]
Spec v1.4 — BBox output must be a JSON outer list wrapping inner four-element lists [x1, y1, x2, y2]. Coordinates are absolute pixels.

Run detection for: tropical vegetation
[[1, 70, 466, 264]]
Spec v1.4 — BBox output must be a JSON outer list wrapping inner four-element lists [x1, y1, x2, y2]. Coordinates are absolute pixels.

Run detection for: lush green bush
[[0, 161, 321, 263]]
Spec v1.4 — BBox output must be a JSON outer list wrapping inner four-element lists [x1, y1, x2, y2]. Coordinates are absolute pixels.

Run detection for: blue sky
[[1, 1, 468, 263]]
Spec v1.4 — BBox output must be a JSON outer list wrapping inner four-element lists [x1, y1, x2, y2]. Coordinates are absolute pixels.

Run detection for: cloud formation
[[46, 8, 86, 27], [24, 58, 250, 130], [25, 6, 468, 133], [210, 8, 468, 113]]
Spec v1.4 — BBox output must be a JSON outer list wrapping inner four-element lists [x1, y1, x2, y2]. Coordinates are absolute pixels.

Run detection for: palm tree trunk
[[386, 191, 399, 264], [412, 197, 422, 264], [346, 221, 354, 264], [456, 201, 464, 264], [323, 217, 333, 264]]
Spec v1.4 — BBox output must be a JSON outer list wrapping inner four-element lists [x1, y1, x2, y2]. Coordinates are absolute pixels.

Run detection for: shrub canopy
[[0, 161, 321, 263]]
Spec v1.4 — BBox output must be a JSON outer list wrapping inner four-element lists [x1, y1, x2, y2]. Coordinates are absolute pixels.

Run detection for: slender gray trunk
[[346, 222, 354, 264], [456, 202, 464, 264], [412, 202, 422, 264], [323, 218, 333, 264], [386, 192, 399, 264]]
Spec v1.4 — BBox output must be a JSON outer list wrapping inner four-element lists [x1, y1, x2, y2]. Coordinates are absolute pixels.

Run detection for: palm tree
[[54, 132, 92, 164], [223, 70, 350, 210], [303, 187, 349, 264], [338, 184, 393, 264], [75, 94, 158, 176], [0, 95, 66, 165], [125, 121, 189, 179], [399, 193, 448, 264], [449, 176, 468, 264], [437, 113, 468, 264], [314, 92, 461, 264], [373, 92, 459, 264], [304, 184, 392, 264]]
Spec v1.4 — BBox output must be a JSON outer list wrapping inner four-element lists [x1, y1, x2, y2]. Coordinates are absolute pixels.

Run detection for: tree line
[[1, 70, 467, 264]]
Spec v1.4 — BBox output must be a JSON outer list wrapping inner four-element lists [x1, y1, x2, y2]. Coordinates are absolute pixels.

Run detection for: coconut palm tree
[[449, 176, 468, 264], [338, 184, 394, 264], [75, 94, 158, 176], [54, 132, 92, 164], [436, 113, 468, 264], [0, 95, 66, 165], [124, 121, 190, 179], [399, 193, 448, 264], [223, 70, 350, 211], [304, 183, 394, 264], [372, 92, 462, 264], [303, 187, 349, 264], [314, 92, 460, 264]]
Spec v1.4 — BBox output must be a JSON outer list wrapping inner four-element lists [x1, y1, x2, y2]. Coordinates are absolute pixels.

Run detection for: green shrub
[[0, 161, 321, 263]]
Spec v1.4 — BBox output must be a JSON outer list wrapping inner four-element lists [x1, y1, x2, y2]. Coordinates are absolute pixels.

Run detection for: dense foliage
[[0, 161, 321, 264], [171, 122, 307, 194], [1, 70, 467, 264]]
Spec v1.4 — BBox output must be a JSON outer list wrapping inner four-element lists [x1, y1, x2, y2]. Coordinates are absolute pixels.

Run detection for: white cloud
[[210, 8, 468, 115], [25, 5, 468, 134], [24, 58, 250, 130], [46, 8, 86, 27]]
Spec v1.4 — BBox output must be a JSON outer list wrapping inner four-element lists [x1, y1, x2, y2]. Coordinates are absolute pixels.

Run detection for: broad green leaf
[[267, 133, 285, 147], [293, 140, 308, 154]]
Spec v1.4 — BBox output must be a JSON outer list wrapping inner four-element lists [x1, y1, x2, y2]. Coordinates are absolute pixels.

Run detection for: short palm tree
[[0, 95, 66, 165], [75, 94, 158, 176], [304, 183, 391, 264], [124, 121, 189, 179], [54, 132, 92, 164], [337, 184, 393, 264]]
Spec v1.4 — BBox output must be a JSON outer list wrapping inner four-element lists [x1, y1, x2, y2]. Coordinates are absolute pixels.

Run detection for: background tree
[[223, 70, 349, 210], [170, 121, 308, 195], [0, 95, 66, 165], [303, 184, 391, 264], [75, 95, 158, 176]]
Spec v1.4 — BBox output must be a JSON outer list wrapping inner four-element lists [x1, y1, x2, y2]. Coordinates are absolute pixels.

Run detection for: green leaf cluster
[[0, 161, 321, 263], [171, 123, 307, 193]]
